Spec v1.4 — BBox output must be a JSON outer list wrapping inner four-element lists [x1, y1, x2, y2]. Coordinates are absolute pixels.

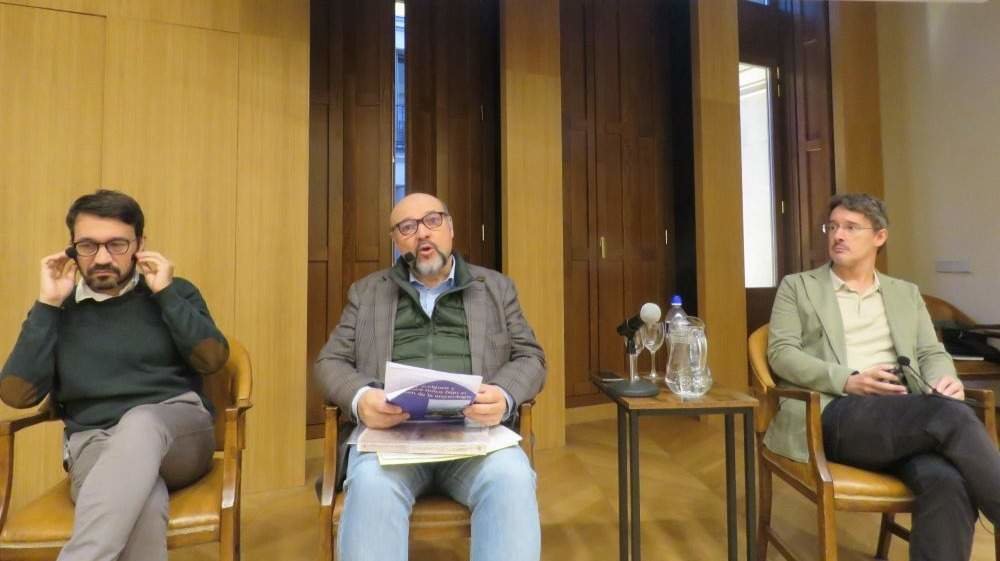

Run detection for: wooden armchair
[[318, 400, 535, 560], [749, 324, 998, 561], [0, 338, 253, 561]]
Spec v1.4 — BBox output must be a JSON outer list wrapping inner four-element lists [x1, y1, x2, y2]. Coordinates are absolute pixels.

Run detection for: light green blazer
[[762, 264, 955, 462]]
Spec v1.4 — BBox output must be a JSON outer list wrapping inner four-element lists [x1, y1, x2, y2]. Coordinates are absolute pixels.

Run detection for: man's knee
[[902, 454, 973, 508], [116, 406, 170, 441], [474, 448, 536, 497], [344, 457, 419, 510], [927, 398, 981, 438]]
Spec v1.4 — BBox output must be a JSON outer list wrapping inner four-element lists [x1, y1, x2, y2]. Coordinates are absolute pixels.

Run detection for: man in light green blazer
[[764, 193, 1000, 561]]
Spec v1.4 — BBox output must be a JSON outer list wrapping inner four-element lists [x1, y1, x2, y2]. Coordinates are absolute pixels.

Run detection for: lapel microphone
[[898, 356, 982, 407]]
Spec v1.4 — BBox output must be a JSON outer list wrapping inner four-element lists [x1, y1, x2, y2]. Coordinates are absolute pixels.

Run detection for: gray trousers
[[57, 391, 215, 561]]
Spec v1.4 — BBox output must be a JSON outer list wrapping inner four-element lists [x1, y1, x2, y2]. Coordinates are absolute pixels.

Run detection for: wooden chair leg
[[757, 462, 773, 561], [874, 513, 894, 560], [817, 486, 838, 561], [994, 523, 999, 561]]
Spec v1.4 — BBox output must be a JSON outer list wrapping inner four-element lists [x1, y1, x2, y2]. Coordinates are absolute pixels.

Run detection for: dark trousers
[[822, 393, 1000, 561]]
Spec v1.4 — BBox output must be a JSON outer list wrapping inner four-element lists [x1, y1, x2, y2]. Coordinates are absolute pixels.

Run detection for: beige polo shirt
[[830, 269, 898, 372]]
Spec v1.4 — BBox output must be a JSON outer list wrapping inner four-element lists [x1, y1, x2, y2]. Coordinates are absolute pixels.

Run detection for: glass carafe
[[665, 316, 712, 399]]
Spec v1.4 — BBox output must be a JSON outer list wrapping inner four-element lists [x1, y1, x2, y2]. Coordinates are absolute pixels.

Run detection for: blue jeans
[[338, 445, 540, 561]]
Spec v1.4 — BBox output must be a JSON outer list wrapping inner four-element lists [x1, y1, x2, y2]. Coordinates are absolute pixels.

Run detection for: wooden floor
[[173, 413, 997, 560]]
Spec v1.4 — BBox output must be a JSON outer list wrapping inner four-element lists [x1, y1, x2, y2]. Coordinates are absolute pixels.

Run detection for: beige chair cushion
[[0, 458, 223, 550]]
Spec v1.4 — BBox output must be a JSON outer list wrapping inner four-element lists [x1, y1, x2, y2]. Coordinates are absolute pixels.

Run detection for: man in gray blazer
[[764, 193, 1000, 561], [315, 193, 545, 561]]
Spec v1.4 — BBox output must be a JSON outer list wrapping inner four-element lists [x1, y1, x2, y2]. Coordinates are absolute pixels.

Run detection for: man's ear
[[874, 228, 888, 248], [137, 236, 146, 253]]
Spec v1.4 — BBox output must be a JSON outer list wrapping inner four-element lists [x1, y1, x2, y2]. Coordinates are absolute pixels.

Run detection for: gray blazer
[[314, 256, 546, 416], [763, 264, 954, 462]]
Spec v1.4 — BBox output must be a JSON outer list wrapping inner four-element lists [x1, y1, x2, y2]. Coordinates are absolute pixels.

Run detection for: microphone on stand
[[605, 303, 662, 398]]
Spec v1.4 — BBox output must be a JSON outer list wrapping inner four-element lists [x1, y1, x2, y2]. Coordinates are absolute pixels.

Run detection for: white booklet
[[383, 361, 482, 422]]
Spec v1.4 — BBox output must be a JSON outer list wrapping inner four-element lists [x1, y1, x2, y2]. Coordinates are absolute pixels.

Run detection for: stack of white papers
[[371, 425, 523, 466]]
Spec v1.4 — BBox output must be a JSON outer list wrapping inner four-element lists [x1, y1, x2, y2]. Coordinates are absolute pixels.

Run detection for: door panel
[[562, 0, 678, 406]]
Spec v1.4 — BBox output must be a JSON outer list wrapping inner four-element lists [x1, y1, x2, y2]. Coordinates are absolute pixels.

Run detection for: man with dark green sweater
[[1, 190, 229, 561]]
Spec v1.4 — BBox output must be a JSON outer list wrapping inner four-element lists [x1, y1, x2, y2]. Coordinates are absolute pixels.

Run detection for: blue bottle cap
[[670, 294, 682, 306]]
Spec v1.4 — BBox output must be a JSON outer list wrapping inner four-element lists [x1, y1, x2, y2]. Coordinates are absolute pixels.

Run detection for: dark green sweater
[[0, 277, 228, 433]]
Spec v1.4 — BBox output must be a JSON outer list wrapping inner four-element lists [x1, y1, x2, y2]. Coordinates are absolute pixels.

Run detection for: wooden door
[[562, 0, 678, 407], [406, 0, 500, 269]]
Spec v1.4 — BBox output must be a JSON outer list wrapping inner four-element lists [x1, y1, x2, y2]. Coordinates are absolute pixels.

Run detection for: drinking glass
[[638, 321, 666, 381]]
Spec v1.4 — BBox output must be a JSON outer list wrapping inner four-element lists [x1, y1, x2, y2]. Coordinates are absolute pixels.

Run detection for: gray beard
[[415, 248, 450, 278]]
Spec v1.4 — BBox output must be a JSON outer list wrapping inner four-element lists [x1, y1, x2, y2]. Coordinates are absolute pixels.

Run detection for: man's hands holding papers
[[359, 389, 410, 428], [462, 384, 508, 427]]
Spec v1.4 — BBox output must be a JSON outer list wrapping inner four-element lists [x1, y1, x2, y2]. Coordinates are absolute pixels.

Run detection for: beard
[[83, 259, 136, 292], [414, 245, 451, 278]]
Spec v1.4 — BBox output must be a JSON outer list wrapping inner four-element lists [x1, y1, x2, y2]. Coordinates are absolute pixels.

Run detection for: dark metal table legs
[[725, 414, 737, 561], [745, 411, 757, 561], [618, 406, 628, 561], [616, 408, 756, 561], [629, 410, 641, 561]]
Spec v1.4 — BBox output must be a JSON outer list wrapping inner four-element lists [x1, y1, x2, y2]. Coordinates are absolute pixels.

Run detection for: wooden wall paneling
[[1, 0, 106, 16], [102, 16, 239, 334], [0, 3, 105, 509], [690, 0, 748, 391], [109, 0, 239, 32], [235, 0, 309, 491], [501, 0, 565, 449], [828, 2, 886, 275], [828, 4, 884, 192]]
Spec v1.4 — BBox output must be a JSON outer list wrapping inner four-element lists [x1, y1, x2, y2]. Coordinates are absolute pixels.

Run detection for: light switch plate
[[935, 259, 972, 273]]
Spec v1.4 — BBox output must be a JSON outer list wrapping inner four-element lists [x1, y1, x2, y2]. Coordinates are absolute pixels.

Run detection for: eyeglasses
[[391, 211, 449, 238], [71, 238, 136, 257], [821, 222, 877, 236]]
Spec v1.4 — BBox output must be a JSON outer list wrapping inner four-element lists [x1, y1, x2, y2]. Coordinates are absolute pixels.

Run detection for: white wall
[[878, 2, 1000, 323]]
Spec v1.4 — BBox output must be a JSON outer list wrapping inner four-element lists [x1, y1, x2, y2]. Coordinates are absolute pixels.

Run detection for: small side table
[[590, 373, 759, 561]]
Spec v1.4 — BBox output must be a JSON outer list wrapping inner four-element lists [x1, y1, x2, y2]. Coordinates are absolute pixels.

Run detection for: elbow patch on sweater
[[189, 338, 229, 374], [0, 376, 40, 408]]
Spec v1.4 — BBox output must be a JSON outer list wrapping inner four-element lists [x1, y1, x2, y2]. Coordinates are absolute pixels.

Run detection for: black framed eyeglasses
[[391, 211, 449, 238], [71, 238, 136, 257]]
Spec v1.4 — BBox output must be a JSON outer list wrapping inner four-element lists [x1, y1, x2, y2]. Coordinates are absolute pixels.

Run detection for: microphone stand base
[[605, 378, 660, 398]]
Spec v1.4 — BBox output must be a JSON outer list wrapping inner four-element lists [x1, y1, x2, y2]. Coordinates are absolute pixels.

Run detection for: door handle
[[599, 236, 607, 259]]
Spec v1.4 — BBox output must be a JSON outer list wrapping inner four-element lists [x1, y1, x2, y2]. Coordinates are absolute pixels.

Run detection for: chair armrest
[[517, 400, 535, 466], [319, 404, 341, 509], [770, 387, 834, 484], [0, 406, 56, 437], [318, 404, 341, 560], [964, 388, 997, 446], [0, 404, 58, 529]]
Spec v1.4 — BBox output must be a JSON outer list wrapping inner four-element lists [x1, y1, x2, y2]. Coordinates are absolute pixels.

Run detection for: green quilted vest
[[390, 256, 474, 375]]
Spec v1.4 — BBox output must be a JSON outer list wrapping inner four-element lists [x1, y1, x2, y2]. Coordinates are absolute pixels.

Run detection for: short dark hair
[[66, 189, 145, 240], [828, 193, 889, 230]]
